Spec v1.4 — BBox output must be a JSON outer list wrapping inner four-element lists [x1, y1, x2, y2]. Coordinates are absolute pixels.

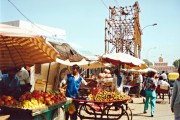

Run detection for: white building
[[1, 20, 66, 42]]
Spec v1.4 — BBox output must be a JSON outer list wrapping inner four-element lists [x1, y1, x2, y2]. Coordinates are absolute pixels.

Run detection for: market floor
[[127, 96, 174, 120]]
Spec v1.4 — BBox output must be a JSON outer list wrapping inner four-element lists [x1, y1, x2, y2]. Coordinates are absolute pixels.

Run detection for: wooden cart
[[73, 98, 132, 120]]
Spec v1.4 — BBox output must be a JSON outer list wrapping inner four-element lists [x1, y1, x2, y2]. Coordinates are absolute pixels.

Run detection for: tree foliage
[[173, 59, 180, 69]]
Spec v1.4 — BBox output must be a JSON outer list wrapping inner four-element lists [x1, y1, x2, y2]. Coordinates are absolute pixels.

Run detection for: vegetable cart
[[73, 98, 132, 120]]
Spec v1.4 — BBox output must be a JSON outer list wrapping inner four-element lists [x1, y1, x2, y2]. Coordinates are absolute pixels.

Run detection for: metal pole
[[45, 63, 51, 92]]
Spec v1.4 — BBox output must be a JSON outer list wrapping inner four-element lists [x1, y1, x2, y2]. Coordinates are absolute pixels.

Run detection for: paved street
[[128, 96, 174, 120]]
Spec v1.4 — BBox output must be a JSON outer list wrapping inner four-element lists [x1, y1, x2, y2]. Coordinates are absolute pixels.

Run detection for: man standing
[[16, 67, 31, 95], [60, 64, 87, 120], [137, 72, 143, 98], [1, 68, 21, 100], [161, 71, 167, 82]]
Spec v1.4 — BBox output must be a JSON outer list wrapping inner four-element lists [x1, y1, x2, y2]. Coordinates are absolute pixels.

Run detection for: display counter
[[0, 101, 66, 120]]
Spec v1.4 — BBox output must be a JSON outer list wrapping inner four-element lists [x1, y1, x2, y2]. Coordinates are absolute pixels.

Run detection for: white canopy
[[56, 58, 112, 68]]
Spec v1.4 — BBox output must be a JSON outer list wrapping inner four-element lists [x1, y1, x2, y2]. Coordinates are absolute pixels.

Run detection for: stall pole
[[45, 62, 51, 92]]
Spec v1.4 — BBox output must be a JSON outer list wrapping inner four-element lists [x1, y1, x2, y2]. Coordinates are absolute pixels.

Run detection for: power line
[[8, 0, 64, 38], [100, 0, 109, 9]]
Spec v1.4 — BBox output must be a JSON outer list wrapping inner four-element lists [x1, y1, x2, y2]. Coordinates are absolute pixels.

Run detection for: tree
[[173, 59, 180, 69], [143, 59, 153, 66]]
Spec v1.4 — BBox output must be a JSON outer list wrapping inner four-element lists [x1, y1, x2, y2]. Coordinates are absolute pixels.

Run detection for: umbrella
[[101, 52, 147, 68], [122, 67, 158, 73], [0, 24, 58, 70]]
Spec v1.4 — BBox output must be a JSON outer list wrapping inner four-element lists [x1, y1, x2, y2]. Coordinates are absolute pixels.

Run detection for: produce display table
[[73, 98, 132, 120], [0, 100, 66, 120]]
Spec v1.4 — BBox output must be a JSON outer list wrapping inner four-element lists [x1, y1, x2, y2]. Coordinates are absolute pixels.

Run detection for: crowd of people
[[0, 64, 179, 120]]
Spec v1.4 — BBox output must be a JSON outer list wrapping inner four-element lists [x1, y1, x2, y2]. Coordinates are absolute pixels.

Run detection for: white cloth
[[137, 74, 143, 83], [157, 80, 170, 86], [16, 67, 30, 85], [161, 73, 167, 80]]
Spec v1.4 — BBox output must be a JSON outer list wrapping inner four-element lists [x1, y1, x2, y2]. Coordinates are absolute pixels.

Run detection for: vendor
[[1, 68, 21, 100], [16, 67, 31, 95], [59, 64, 87, 120], [114, 69, 123, 92]]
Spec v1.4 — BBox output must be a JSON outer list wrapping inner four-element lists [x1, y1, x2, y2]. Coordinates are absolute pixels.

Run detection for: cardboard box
[[34, 83, 53, 92]]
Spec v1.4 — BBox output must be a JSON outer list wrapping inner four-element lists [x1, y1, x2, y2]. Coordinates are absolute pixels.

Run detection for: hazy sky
[[1, 0, 180, 65]]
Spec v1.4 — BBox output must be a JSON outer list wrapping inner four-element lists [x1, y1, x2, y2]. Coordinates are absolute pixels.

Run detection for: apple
[[44, 92, 50, 98], [5, 101, 10, 105], [0, 100, 5, 106], [9, 100, 14, 104], [1, 95, 7, 101], [7, 96, 12, 101]]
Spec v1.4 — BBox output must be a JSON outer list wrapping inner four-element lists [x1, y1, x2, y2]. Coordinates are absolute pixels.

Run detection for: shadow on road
[[133, 113, 152, 118]]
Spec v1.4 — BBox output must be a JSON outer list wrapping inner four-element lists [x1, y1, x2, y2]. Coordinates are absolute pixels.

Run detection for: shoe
[[143, 111, 147, 114], [151, 115, 154, 117]]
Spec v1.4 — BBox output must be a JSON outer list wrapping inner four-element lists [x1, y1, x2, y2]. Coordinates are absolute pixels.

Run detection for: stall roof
[[49, 41, 88, 62]]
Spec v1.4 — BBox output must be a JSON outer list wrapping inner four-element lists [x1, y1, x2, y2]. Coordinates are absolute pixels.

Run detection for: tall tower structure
[[104, 2, 141, 58]]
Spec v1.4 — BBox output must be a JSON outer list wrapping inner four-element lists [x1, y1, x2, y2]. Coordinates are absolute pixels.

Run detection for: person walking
[[171, 66, 180, 120], [60, 64, 87, 120], [114, 69, 123, 92], [143, 71, 157, 117]]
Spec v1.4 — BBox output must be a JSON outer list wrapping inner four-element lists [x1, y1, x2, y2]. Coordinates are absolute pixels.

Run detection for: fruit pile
[[19, 90, 66, 106], [88, 90, 130, 101], [0, 90, 66, 110], [0, 95, 16, 106], [16, 98, 46, 110]]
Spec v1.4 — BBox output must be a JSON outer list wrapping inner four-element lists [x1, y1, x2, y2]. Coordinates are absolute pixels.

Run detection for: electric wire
[[8, 0, 64, 38], [100, 0, 109, 10]]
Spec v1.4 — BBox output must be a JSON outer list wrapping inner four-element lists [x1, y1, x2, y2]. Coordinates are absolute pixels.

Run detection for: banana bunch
[[17, 98, 46, 110]]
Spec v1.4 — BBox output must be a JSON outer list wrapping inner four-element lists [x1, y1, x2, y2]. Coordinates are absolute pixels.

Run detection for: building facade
[[152, 56, 175, 73]]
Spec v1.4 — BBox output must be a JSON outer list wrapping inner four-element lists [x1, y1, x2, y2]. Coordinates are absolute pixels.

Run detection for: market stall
[[0, 24, 68, 120], [0, 90, 67, 120]]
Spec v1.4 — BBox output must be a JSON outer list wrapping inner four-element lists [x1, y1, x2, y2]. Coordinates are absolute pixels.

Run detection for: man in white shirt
[[157, 75, 170, 86], [161, 71, 168, 81], [157, 75, 170, 99], [16, 67, 31, 95], [137, 72, 143, 97]]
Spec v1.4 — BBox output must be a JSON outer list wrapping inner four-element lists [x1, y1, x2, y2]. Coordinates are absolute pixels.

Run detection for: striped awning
[[0, 24, 58, 70]]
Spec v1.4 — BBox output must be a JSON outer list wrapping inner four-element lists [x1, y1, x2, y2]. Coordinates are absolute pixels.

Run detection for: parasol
[[0, 24, 58, 70], [101, 52, 147, 68]]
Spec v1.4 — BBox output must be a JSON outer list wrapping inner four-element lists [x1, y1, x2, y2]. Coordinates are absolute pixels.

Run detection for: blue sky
[[1, 0, 180, 65]]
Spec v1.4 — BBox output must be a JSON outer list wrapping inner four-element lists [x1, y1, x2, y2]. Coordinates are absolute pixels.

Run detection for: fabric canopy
[[0, 24, 58, 70], [101, 52, 147, 68]]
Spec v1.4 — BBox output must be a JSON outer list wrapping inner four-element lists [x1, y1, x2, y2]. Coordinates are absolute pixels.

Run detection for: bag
[[140, 88, 146, 97]]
